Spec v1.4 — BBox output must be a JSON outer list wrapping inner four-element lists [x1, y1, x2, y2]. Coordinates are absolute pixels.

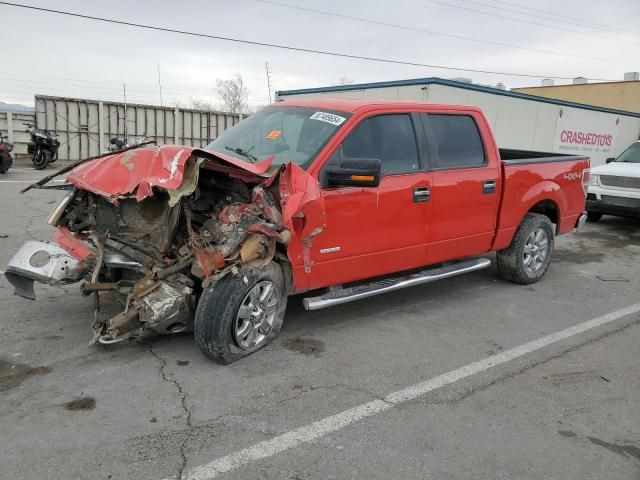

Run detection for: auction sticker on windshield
[[310, 111, 346, 126]]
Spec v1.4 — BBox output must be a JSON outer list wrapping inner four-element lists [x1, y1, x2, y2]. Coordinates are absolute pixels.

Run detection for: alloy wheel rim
[[523, 227, 549, 275], [234, 280, 279, 350]]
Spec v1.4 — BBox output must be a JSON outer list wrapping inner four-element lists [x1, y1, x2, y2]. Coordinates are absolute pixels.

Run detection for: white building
[[276, 78, 640, 166]]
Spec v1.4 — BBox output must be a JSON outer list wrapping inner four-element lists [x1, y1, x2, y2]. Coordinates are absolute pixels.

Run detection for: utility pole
[[157, 65, 164, 146], [265, 62, 273, 104], [123, 83, 128, 139], [157, 65, 164, 107]]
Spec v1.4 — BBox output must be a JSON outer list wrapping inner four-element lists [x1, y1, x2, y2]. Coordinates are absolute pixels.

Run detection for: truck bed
[[492, 149, 590, 251], [499, 148, 589, 165]]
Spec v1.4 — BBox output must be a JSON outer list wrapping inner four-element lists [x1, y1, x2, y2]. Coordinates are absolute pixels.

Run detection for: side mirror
[[606, 157, 616, 164], [326, 157, 381, 187]]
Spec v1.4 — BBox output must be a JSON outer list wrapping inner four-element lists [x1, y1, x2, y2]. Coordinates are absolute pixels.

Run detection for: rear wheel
[[32, 150, 51, 170], [586, 211, 603, 222], [497, 213, 555, 285], [0, 153, 9, 174], [194, 263, 287, 364]]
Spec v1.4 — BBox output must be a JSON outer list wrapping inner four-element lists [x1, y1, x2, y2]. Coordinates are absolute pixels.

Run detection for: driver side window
[[338, 114, 420, 175]]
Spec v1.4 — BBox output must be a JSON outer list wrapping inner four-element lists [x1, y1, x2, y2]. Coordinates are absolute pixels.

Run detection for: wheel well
[[528, 200, 559, 230], [275, 253, 295, 295]]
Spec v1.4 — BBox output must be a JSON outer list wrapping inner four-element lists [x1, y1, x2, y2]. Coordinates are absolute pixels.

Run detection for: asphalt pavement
[[1, 165, 639, 480]]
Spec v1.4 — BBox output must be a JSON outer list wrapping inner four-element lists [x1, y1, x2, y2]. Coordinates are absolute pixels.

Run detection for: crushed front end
[[6, 145, 322, 345]]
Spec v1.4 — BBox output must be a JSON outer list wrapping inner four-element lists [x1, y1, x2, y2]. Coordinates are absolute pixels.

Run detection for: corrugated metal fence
[[35, 95, 242, 161], [0, 109, 35, 158], [1, 96, 242, 162]]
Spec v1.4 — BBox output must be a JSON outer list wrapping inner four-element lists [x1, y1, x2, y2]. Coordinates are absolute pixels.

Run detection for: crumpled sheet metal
[[67, 145, 327, 286], [276, 163, 326, 273], [54, 226, 95, 260], [277, 163, 326, 242], [5, 239, 90, 299], [240, 233, 276, 268], [67, 145, 274, 203], [193, 247, 226, 278], [68, 146, 193, 202], [167, 156, 205, 207]]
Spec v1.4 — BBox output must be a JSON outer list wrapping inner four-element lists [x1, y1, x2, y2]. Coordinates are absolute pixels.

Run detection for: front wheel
[[0, 153, 10, 174], [194, 263, 287, 364], [32, 149, 51, 170], [497, 213, 555, 285]]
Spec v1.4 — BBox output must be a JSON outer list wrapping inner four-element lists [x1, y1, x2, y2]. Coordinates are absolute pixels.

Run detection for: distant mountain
[[0, 101, 35, 112]]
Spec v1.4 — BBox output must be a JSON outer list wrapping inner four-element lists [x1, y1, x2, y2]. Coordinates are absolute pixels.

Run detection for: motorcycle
[[24, 123, 60, 170], [0, 133, 13, 174]]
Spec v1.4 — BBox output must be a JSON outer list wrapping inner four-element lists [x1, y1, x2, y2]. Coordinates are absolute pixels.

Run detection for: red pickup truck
[[6, 98, 589, 363]]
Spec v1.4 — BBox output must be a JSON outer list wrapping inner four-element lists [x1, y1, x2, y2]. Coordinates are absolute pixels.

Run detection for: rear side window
[[425, 114, 485, 169], [341, 114, 420, 174]]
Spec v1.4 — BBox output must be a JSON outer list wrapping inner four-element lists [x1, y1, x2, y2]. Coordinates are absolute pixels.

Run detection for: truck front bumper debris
[[5, 240, 90, 300]]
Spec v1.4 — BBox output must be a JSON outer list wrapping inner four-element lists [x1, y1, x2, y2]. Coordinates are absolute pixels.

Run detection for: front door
[[302, 113, 432, 290]]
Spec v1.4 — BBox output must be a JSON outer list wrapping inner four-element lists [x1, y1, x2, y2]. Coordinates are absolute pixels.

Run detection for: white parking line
[[178, 302, 640, 480], [5, 168, 44, 172], [0, 180, 65, 183]]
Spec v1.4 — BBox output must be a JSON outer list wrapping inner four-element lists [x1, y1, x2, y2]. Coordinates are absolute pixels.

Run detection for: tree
[[191, 98, 215, 111], [216, 74, 249, 114], [171, 98, 186, 109]]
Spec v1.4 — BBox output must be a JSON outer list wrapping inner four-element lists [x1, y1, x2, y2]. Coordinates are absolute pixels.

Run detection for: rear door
[[420, 113, 501, 263], [303, 112, 433, 290]]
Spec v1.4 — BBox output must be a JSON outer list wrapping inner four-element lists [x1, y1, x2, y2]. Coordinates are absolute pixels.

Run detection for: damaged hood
[[67, 145, 275, 201]]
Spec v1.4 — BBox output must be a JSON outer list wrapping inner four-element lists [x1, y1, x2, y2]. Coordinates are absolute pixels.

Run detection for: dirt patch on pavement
[[553, 248, 605, 264], [64, 397, 96, 411], [0, 357, 50, 392], [284, 337, 325, 356], [584, 220, 640, 249], [543, 370, 607, 386]]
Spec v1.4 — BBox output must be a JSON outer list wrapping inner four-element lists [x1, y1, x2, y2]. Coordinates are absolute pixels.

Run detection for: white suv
[[587, 141, 640, 221]]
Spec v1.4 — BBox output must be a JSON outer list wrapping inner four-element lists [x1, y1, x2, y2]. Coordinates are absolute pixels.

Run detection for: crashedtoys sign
[[554, 108, 618, 165]]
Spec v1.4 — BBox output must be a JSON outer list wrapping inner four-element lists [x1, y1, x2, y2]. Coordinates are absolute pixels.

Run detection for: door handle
[[483, 180, 497, 194], [413, 186, 431, 203]]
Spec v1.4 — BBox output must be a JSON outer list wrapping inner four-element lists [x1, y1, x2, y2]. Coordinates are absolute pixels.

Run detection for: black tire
[[32, 150, 51, 170], [496, 213, 555, 285], [586, 211, 603, 223], [194, 262, 287, 364]]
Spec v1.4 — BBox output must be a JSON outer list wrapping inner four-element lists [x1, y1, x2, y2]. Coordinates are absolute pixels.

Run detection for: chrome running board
[[303, 258, 491, 311]]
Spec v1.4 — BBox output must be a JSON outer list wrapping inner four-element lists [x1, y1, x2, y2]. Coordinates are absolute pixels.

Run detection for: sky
[[0, 0, 639, 111]]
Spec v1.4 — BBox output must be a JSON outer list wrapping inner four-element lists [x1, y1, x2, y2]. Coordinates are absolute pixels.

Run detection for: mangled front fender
[[274, 162, 326, 281], [66, 145, 275, 202]]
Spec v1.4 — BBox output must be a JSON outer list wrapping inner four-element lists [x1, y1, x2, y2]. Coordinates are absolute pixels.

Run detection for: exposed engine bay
[[5, 145, 324, 345]]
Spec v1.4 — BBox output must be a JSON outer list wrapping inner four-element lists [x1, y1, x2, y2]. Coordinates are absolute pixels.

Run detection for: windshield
[[615, 142, 640, 163], [206, 106, 350, 168]]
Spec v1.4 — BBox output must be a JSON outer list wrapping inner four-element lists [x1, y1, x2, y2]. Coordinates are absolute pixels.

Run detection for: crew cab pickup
[[5, 99, 589, 364], [587, 141, 640, 221]]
